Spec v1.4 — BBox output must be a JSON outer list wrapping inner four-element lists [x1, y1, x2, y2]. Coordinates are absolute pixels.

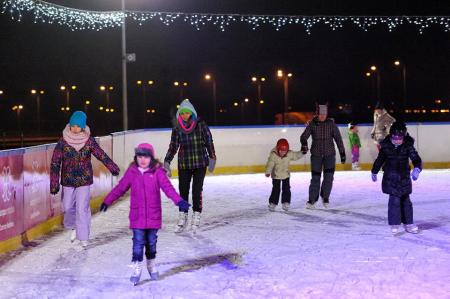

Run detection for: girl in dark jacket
[[371, 121, 422, 234], [164, 100, 216, 233]]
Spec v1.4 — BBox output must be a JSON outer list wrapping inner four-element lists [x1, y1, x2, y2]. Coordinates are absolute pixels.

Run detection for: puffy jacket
[[265, 149, 304, 180], [371, 110, 396, 143], [371, 134, 422, 196], [104, 164, 183, 229]]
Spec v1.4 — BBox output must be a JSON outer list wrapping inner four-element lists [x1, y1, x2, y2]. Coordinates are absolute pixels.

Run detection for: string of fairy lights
[[1, 0, 450, 33]]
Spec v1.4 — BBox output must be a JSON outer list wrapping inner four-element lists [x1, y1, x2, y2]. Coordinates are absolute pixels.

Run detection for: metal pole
[[376, 72, 381, 103], [402, 65, 407, 110], [121, 0, 128, 131], [213, 81, 217, 125], [257, 83, 262, 124], [283, 78, 289, 125], [142, 86, 147, 127], [37, 95, 41, 135]]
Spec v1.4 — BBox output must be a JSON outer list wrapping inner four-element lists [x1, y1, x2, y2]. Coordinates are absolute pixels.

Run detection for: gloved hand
[[340, 153, 346, 164], [371, 132, 375, 139], [99, 202, 108, 212], [111, 169, 120, 176], [177, 200, 191, 212], [301, 145, 308, 155], [208, 158, 216, 173], [164, 161, 172, 178], [265, 173, 270, 178], [411, 167, 421, 181], [371, 173, 377, 182], [50, 186, 59, 195]]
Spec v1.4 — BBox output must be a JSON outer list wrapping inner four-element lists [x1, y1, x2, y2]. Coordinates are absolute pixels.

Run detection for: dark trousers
[[178, 167, 207, 213], [388, 195, 413, 225], [269, 178, 291, 205], [132, 229, 158, 262], [308, 155, 336, 204]]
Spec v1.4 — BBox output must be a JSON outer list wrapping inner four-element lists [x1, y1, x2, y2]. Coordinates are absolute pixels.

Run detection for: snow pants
[[308, 155, 336, 204], [388, 194, 413, 225], [269, 178, 291, 205]]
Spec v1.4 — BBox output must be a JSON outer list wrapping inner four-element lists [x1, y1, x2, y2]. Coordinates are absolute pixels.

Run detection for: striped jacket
[[300, 117, 346, 157], [50, 137, 119, 193], [164, 120, 216, 170]]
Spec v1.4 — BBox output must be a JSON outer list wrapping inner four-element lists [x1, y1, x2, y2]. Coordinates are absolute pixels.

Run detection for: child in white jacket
[[265, 139, 304, 211]]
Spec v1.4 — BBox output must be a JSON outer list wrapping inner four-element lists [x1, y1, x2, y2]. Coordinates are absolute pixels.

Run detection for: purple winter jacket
[[104, 164, 183, 229]]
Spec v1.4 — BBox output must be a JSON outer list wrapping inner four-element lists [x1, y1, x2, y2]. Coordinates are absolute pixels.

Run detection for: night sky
[[1, 0, 450, 136]]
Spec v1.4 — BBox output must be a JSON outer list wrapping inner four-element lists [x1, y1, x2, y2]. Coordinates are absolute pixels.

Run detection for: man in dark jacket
[[300, 103, 346, 209], [371, 121, 422, 234]]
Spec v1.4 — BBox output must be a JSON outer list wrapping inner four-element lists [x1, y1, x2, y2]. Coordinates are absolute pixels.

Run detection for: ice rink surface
[[1, 170, 449, 299]]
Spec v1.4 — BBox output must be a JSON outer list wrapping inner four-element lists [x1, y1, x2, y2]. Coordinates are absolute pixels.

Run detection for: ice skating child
[[50, 111, 120, 248], [265, 139, 303, 212], [348, 122, 362, 170], [100, 143, 190, 285], [371, 121, 422, 235], [164, 99, 216, 233]]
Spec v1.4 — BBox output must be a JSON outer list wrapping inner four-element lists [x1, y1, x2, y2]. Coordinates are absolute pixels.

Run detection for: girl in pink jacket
[[100, 143, 190, 285]]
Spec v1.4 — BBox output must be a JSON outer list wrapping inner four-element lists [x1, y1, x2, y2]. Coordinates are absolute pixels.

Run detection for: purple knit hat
[[135, 143, 155, 157]]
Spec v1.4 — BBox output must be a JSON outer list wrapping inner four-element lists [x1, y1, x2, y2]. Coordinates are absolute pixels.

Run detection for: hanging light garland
[[2, 0, 450, 34]]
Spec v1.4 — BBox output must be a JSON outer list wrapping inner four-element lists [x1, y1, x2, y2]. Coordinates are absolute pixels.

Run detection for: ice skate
[[391, 225, 401, 235], [268, 203, 276, 212], [352, 162, 361, 171], [130, 261, 142, 286], [306, 202, 315, 209], [282, 202, 290, 211], [80, 240, 89, 248], [405, 224, 419, 234], [191, 211, 201, 233], [70, 230, 76, 243], [147, 259, 159, 281], [175, 212, 188, 233], [322, 199, 329, 209]]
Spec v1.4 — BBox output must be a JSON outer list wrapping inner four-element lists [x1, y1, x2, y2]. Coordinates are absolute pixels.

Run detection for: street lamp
[[137, 80, 155, 127], [99, 85, 114, 108], [30, 89, 45, 134], [12, 105, 24, 132], [368, 66, 380, 102], [251, 76, 266, 124], [277, 69, 293, 125], [394, 60, 407, 111], [60, 84, 76, 109], [204, 73, 217, 125], [173, 81, 188, 101], [0, 90, 4, 95]]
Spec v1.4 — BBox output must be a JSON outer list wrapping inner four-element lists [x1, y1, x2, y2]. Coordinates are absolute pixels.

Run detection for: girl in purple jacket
[[100, 143, 190, 285]]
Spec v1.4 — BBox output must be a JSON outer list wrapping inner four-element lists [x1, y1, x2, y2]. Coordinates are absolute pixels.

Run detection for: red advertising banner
[[23, 147, 50, 230], [0, 151, 24, 241], [91, 136, 113, 199], [46, 144, 62, 217]]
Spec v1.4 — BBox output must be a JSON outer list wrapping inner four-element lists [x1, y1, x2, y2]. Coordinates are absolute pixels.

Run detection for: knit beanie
[[69, 111, 87, 129]]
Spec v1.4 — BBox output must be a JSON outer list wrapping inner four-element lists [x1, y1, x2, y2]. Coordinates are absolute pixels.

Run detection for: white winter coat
[[265, 149, 304, 180]]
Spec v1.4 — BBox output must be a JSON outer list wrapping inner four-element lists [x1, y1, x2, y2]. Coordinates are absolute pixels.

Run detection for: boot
[[192, 211, 201, 231], [175, 212, 188, 233], [130, 261, 142, 286], [147, 259, 159, 280]]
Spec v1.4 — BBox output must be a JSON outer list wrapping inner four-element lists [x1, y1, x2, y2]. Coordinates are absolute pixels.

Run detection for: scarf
[[62, 124, 91, 151], [177, 116, 197, 134]]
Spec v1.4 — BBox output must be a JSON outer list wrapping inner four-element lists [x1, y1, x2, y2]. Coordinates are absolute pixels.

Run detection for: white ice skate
[[391, 225, 401, 235], [70, 230, 76, 243], [147, 259, 159, 281], [130, 261, 142, 286], [268, 203, 276, 212], [405, 224, 419, 234], [175, 212, 188, 233], [323, 202, 329, 209], [305, 202, 315, 209], [352, 162, 361, 171], [282, 203, 290, 211], [80, 240, 89, 248], [191, 211, 201, 233]]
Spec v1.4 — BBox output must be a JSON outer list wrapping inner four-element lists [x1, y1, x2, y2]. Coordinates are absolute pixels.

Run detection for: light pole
[[174, 81, 188, 102], [84, 100, 91, 113], [251, 76, 266, 124], [12, 105, 24, 132], [369, 65, 381, 103], [204, 74, 217, 125], [394, 60, 407, 111], [277, 70, 293, 125], [31, 89, 44, 134], [100, 85, 114, 108], [121, 0, 128, 131], [60, 85, 76, 111], [137, 80, 154, 127]]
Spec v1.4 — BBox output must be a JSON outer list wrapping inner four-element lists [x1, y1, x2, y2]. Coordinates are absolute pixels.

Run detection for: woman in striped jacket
[[164, 100, 216, 233]]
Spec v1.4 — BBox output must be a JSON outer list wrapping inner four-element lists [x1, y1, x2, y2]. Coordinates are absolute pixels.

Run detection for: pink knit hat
[[135, 143, 155, 157]]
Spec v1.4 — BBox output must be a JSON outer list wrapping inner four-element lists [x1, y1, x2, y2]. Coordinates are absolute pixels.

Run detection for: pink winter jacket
[[104, 164, 183, 229]]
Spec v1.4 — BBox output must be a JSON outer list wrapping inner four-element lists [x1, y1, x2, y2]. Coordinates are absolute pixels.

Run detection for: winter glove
[[164, 161, 172, 178], [265, 173, 271, 178], [371, 173, 377, 182], [208, 158, 216, 173], [411, 168, 421, 181], [370, 132, 375, 139], [177, 200, 191, 212], [340, 153, 346, 164], [50, 186, 59, 195], [301, 145, 308, 155], [99, 202, 108, 212], [111, 169, 120, 176]]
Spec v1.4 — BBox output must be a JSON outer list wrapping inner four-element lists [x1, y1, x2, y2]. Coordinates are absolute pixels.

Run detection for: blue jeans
[[132, 229, 158, 262]]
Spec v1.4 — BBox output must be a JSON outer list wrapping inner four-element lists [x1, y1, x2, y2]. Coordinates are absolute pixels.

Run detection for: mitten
[[371, 173, 377, 182], [208, 158, 216, 173], [411, 168, 421, 181], [164, 161, 172, 178], [177, 200, 191, 212], [301, 145, 308, 155]]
